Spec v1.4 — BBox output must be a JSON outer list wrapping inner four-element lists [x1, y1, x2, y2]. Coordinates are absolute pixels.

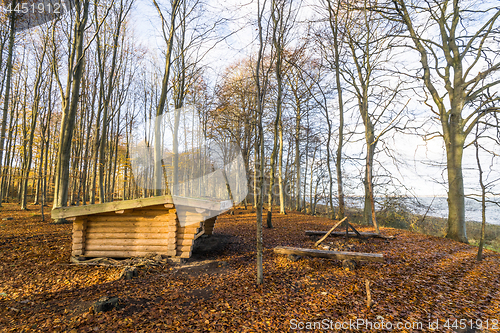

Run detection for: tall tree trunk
[[294, 104, 300, 211], [21, 40, 47, 210], [53, 0, 90, 215], [254, 0, 266, 285], [475, 137, 486, 261], [444, 131, 466, 242], [327, 0, 345, 220], [0, 6, 17, 207], [153, 0, 180, 196]]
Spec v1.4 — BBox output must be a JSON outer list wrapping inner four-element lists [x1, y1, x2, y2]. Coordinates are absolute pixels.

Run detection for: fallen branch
[[315, 217, 347, 247], [306, 230, 395, 239]]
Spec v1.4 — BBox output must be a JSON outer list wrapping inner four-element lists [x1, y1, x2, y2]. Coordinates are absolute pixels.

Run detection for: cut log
[[88, 214, 177, 221], [178, 251, 192, 258], [273, 246, 384, 263], [306, 230, 394, 239], [85, 239, 176, 246], [86, 223, 177, 231], [83, 250, 177, 258], [176, 233, 195, 240], [342, 259, 357, 270], [73, 223, 86, 231], [85, 244, 177, 252], [176, 245, 193, 252], [315, 217, 347, 247], [176, 239, 194, 246], [86, 232, 175, 239], [86, 226, 175, 234], [177, 226, 201, 234], [72, 243, 84, 251]]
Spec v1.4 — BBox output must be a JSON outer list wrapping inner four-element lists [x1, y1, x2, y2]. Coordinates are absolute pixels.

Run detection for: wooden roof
[[51, 195, 232, 219]]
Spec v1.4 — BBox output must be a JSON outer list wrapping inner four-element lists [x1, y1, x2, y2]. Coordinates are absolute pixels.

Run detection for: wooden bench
[[274, 246, 384, 269]]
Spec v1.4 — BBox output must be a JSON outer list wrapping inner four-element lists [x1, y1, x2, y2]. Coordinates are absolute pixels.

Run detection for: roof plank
[[51, 196, 232, 219]]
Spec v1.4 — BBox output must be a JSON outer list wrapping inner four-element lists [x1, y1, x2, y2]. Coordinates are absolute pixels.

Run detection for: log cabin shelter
[[51, 195, 232, 259]]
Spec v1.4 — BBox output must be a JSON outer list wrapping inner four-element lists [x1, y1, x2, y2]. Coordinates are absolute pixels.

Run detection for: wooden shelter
[[51, 196, 232, 259]]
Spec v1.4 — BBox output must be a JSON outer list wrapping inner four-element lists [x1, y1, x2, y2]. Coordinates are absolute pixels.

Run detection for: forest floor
[[1, 203, 500, 332]]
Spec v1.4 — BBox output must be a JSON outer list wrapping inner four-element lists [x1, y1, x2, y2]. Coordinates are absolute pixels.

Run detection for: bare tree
[[0, 3, 17, 207], [386, 0, 500, 242], [152, 0, 181, 196]]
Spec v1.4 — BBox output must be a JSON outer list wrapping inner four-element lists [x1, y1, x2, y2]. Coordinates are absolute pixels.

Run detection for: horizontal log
[[72, 243, 84, 251], [176, 233, 195, 240], [164, 204, 174, 209], [305, 231, 394, 239], [177, 239, 194, 246], [86, 232, 175, 239], [72, 249, 83, 256], [86, 226, 175, 234], [91, 209, 174, 217], [85, 244, 177, 252], [83, 250, 177, 258], [86, 238, 176, 247], [177, 251, 192, 258], [176, 245, 193, 252], [177, 226, 201, 234], [176, 211, 206, 217], [72, 238, 84, 245], [88, 214, 177, 222], [73, 231, 84, 238], [87, 221, 177, 230], [273, 246, 384, 263], [177, 218, 206, 226]]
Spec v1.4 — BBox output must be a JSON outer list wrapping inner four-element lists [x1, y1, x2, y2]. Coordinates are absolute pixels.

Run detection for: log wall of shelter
[[71, 203, 216, 259]]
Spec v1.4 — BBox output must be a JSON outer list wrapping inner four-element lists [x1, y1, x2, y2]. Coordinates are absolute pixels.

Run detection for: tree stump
[[287, 254, 301, 262], [92, 296, 119, 313]]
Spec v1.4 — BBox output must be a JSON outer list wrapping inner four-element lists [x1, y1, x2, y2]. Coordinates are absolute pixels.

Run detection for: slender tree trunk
[[153, 0, 180, 196], [328, 0, 345, 220], [21, 41, 47, 210], [53, 0, 90, 215], [294, 102, 301, 211], [475, 138, 486, 261], [254, 0, 266, 285]]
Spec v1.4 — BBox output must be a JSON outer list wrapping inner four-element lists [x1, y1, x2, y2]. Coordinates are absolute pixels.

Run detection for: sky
[[114, 0, 500, 198]]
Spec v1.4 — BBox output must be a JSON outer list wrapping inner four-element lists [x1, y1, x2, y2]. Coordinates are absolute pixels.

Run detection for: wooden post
[[203, 216, 217, 236], [365, 279, 372, 308]]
